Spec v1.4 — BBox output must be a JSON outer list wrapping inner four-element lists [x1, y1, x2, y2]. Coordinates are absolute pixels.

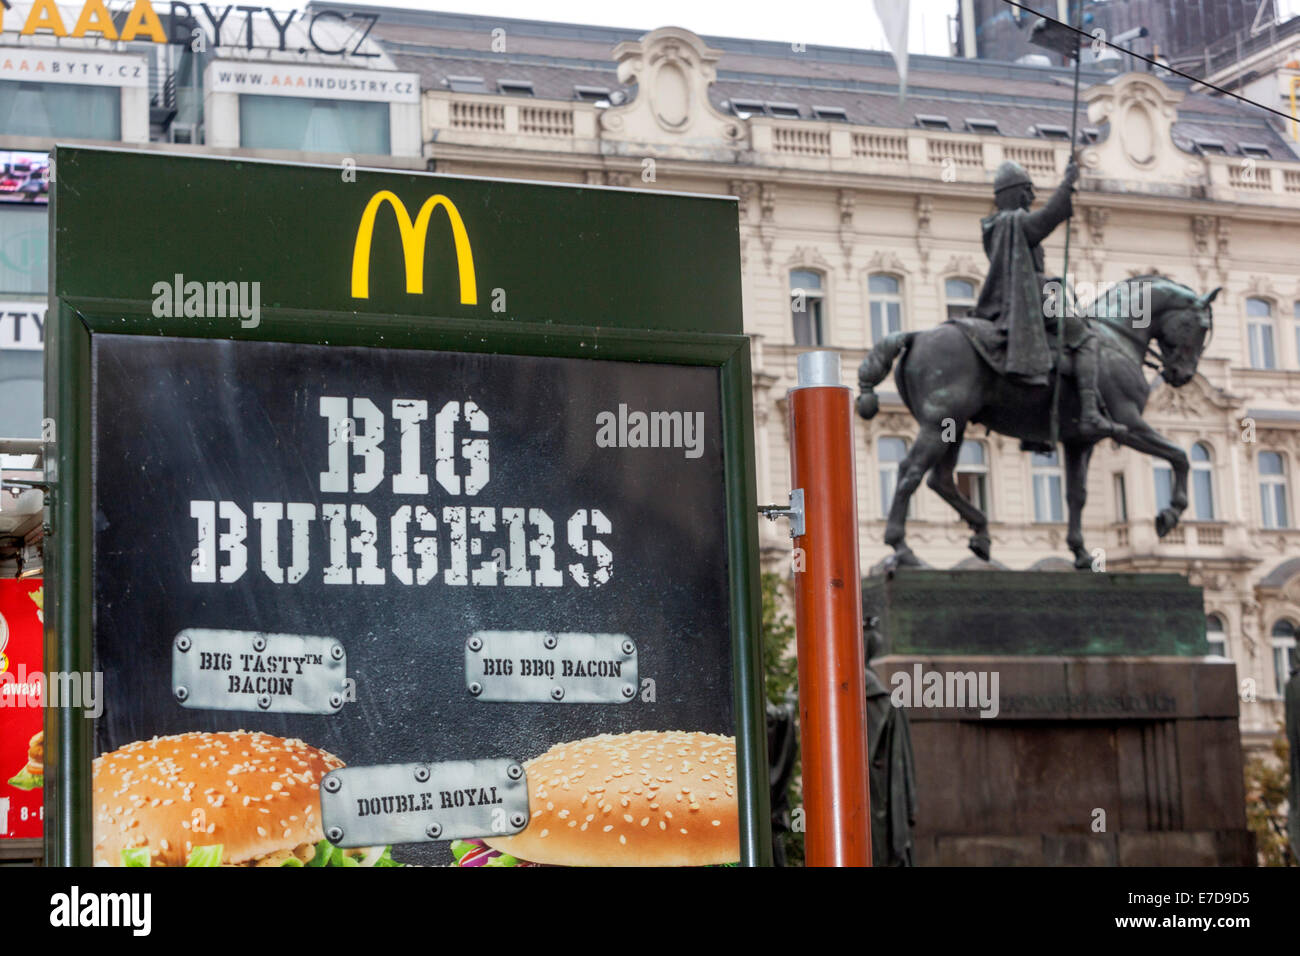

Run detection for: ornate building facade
[[358, 8, 1300, 749]]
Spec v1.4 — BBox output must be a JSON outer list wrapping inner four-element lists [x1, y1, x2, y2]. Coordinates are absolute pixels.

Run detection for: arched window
[[955, 439, 989, 513], [1031, 449, 1064, 523], [1206, 614, 1227, 658], [944, 278, 977, 321], [868, 274, 903, 344], [1246, 297, 1276, 369], [790, 269, 825, 346], [1271, 619, 1296, 696], [1259, 451, 1290, 529], [1190, 442, 1215, 520], [878, 436, 909, 519]]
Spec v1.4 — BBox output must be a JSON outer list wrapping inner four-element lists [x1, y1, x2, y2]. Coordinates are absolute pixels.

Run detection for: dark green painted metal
[[42, 300, 93, 868], [863, 571, 1209, 657], [48, 146, 770, 867], [53, 146, 742, 336]]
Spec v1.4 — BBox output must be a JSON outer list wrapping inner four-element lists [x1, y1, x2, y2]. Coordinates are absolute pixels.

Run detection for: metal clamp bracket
[[758, 488, 805, 538]]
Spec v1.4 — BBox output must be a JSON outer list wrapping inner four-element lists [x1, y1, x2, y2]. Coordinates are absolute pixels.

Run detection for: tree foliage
[[1244, 725, 1294, 866]]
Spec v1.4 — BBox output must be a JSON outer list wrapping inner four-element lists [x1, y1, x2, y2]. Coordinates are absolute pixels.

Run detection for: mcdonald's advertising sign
[[46, 147, 768, 868]]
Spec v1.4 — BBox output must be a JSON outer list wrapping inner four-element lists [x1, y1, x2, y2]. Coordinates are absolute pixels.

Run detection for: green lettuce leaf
[[280, 856, 305, 867], [186, 844, 223, 867], [303, 839, 400, 866], [306, 839, 337, 867], [120, 848, 151, 867], [6, 769, 41, 791]]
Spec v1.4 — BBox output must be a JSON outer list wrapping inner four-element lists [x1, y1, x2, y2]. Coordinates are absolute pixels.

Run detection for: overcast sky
[[344, 0, 958, 54]]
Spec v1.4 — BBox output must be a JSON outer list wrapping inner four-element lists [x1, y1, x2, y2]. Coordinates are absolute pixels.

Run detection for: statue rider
[[972, 159, 1126, 440]]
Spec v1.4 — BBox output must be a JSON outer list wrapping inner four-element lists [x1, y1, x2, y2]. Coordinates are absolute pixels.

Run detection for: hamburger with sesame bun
[[7, 730, 43, 791], [451, 730, 739, 867], [94, 730, 400, 867]]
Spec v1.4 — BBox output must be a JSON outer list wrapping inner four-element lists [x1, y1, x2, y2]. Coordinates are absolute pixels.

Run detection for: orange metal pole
[[788, 351, 871, 867]]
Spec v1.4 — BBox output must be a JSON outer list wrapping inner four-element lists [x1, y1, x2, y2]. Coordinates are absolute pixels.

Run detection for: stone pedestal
[[865, 572, 1255, 866]]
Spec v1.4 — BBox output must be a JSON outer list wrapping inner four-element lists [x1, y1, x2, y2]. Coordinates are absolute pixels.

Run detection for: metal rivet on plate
[[507, 763, 523, 780], [175, 635, 191, 652], [414, 766, 430, 783], [468, 681, 482, 696], [551, 686, 565, 701], [174, 685, 189, 702], [330, 643, 344, 661], [509, 811, 527, 829], [622, 685, 636, 699], [326, 826, 344, 843], [323, 775, 341, 793], [543, 634, 557, 650], [467, 636, 482, 652], [257, 694, 272, 710], [329, 693, 343, 709], [253, 636, 267, 652], [621, 639, 635, 656], [426, 823, 442, 840]]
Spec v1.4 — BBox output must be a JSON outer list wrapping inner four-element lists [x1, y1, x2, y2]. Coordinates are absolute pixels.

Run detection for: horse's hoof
[[1155, 508, 1179, 537], [884, 546, 922, 572], [969, 533, 991, 561], [1073, 552, 1093, 571]]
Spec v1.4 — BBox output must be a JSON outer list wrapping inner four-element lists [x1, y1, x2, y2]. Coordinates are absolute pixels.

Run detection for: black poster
[[92, 334, 735, 866]]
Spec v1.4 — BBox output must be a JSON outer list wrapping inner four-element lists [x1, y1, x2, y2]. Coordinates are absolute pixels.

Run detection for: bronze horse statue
[[856, 276, 1219, 569]]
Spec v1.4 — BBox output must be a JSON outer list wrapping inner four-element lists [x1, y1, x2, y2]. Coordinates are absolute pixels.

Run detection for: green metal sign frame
[[45, 145, 770, 866]]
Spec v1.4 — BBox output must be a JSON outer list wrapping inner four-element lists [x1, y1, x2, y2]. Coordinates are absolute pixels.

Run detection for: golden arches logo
[[351, 190, 478, 304]]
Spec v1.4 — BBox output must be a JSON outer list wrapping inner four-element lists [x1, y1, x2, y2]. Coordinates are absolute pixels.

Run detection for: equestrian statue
[[857, 158, 1219, 570]]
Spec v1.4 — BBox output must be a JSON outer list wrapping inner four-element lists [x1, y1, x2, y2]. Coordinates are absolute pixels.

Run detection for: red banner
[[1, 578, 43, 839]]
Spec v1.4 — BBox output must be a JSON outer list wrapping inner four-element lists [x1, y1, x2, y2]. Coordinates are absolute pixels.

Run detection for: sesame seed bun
[[483, 730, 739, 867], [93, 731, 344, 867]]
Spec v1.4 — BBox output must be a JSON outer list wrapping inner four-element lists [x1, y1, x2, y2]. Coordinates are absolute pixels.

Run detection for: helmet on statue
[[992, 160, 1034, 194]]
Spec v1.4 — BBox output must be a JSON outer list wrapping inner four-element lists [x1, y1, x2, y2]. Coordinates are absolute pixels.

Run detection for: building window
[[1113, 472, 1128, 522], [944, 278, 977, 321], [1031, 450, 1064, 523], [1294, 301, 1300, 368], [1190, 442, 1215, 520], [1271, 619, 1296, 696], [1155, 444, 1214, 520], [1259, 451, 1290, 528], [878, 437, 910, 519], [1206, 614, 1227, 658], [0, 206, 47, 296], [0, 81, 121, 139], [1154, 460, 1172, 513], [868, 274, 902, 344], [955, 440, 989, 513], [1246, 297, 1276, 369], [239, 95, 390, 155], [790, 269, 825, 346]]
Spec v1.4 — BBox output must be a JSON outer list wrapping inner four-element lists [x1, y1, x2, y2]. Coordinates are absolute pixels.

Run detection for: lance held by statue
[[973, 159, 1125, 443]]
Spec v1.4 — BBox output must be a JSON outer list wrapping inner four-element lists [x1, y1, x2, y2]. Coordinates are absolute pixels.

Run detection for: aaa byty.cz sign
[[58, 147, 759, 866], [3, 2, 382, 58]]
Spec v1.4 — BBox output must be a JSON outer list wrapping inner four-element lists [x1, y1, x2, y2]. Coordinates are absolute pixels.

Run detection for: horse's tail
[[856, 331, 916, 420]]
